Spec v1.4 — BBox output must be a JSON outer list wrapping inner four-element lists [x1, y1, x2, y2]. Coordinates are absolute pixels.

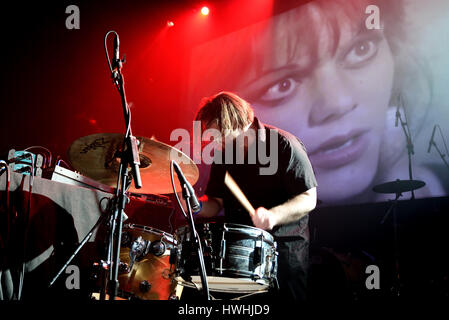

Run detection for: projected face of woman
[[238, 5, 395, 203]]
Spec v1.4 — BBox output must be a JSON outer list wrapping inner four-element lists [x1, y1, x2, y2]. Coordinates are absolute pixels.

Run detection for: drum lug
[[150, 240, 166, 257], [254, 234, 264, 267], [118, 261, 130, 274], [169, 293, 180, 300], [169, 247, 178, 265], [139, 280, 152, 293], [270, 247, 279, 278], [219, 239, 226, 259], [219, 238, 226, 275]]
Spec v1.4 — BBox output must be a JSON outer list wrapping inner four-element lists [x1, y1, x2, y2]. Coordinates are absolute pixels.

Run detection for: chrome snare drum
[[172, 223, 277, 293], [118, 224, 176, 300]]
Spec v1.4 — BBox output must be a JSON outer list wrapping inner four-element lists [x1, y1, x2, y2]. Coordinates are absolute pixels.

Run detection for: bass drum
[[173, 223, 277, 294], [118, 224, 177, 300]]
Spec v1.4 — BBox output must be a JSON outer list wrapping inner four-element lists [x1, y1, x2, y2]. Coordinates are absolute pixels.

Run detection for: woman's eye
[[257, 77, 299, 104], [344, 39, 379, 68]]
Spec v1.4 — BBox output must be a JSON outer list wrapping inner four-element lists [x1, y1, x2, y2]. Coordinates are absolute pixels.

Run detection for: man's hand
[[251, 207, 277, 231], [250, 187, 317, 231]]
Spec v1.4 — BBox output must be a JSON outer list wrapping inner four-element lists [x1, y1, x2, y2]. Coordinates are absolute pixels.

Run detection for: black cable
[[24, 146, 52, 168], [17, 155, 34, 300], [104, 30, 131, 139], [104, 30, 115, 75], [170, 160, 188, 219], [56, 158, 72, 170], [0, 160, 10, 252], [0, 160, 10, 212]]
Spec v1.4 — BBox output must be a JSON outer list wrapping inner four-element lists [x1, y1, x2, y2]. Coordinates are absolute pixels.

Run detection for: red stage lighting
[[200, 6, 209, 16]]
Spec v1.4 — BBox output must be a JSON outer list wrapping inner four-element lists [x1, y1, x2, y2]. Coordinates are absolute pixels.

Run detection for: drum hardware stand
[[428, 124, 449, 172], [104, 30, 142, 301], [378, 97, 418, 296], [171, 160, 210, 300], [430, 139, 449, 170], [181, 178, 211, 300], [396, 96, 416, 200], [49, 30, 143, 300], [48, 208, 111, 289], [380, 190, 402, 297]]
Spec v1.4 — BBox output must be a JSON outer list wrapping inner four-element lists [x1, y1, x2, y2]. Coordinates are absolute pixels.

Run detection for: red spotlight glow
[[200, 6, 209, 16], [167, 20, 174, 27]]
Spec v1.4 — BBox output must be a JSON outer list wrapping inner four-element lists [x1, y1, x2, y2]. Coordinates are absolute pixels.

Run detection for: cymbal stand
[[381, 191, 402, 297]]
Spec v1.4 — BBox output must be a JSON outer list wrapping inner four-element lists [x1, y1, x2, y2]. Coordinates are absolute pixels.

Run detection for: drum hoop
[[175, 222, 275, 244], [175, 275, 270, 294]]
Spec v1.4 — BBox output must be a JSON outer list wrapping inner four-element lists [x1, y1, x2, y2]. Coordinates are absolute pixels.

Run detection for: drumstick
[[224, 171, 255, 216]]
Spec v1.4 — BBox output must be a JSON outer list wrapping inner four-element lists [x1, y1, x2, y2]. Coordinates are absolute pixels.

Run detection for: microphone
[[395, 105, 400, 127], [113, 33, 121, 70], [172, 161, 201, 213], [428, 125, 437, 153]]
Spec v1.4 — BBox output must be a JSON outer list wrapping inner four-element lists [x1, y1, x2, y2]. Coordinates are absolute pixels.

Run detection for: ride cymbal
[[372, 179, 425, 194]]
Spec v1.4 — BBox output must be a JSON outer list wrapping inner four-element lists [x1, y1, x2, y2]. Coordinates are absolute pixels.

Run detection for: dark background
[[0, 0, 309, 159]]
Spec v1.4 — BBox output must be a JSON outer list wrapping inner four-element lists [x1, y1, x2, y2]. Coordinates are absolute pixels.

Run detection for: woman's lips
[[309, 130, 370, 169]]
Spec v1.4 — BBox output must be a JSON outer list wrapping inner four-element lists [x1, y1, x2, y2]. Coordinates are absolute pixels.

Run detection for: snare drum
[[118, 224, 176, 300], [172, 223, 277, 293]]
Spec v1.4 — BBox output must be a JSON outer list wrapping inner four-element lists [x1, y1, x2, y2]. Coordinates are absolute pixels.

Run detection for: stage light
[[167, 20, 174, 27], [201, 6, 209, 16]]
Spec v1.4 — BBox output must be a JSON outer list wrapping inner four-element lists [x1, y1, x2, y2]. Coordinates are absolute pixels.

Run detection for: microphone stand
[[106, 31, 142, 301], [47, 31, 141, 300], [183, 186, 210, 300], [172, 161, 210, 300], [397, 107, 416, 199], [429, 139, 449, 172]]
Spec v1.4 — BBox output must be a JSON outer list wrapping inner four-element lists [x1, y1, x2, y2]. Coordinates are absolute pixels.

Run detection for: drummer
[[192, 91, 317, 302]]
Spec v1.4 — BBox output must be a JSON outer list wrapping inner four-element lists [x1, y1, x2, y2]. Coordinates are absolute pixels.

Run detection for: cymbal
[[68, 133, 199, 194], [372, 179, 425, 194]]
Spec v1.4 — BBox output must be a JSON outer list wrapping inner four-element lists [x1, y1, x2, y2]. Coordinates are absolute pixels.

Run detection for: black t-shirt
[[205, 118, 317, 239]]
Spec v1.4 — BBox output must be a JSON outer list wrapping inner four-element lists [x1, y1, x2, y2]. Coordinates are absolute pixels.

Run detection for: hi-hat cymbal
[[68, 133, 198, 194], [372, 179, 425, 194]]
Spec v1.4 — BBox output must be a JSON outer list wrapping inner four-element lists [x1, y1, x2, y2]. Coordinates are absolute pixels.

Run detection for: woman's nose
[[308, 65, 357, 126]]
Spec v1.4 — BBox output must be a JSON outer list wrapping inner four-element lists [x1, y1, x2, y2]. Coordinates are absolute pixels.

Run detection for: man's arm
[[251, 187, 317, 230], [180, 195, 223, 218], [196, 196, 223, 218]]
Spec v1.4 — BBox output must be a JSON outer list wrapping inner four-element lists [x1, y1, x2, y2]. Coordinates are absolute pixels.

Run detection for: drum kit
[[46, 31, 279, 301], [57, 129, 426, 301], [47, 31, 427, 301], [50, 132, 278, 301]]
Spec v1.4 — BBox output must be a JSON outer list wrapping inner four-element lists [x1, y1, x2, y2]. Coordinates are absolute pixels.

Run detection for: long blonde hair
[[195, 91, 254, 134]]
